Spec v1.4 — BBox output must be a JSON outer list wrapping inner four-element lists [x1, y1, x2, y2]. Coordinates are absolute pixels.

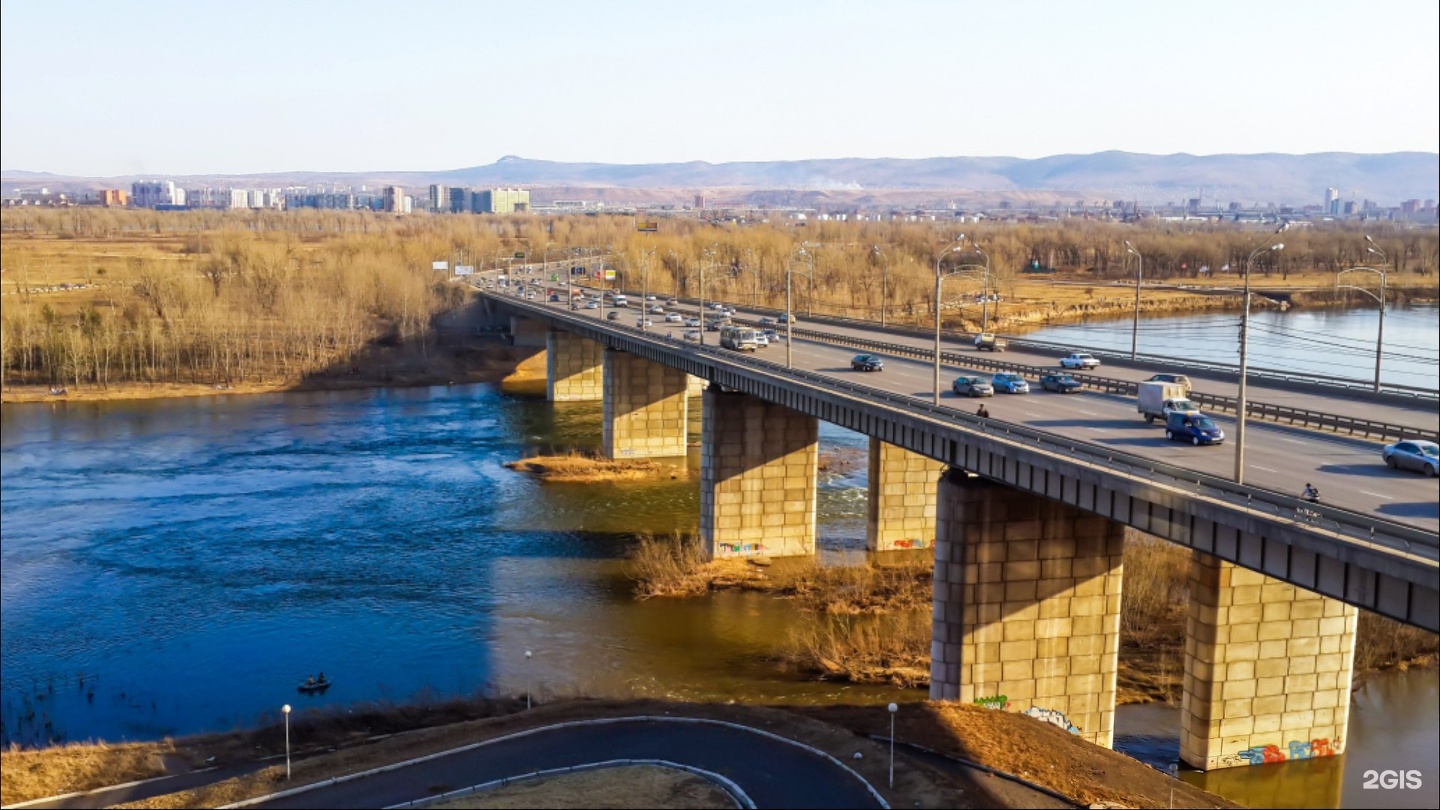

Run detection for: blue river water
[[1019, 304, 1439, 390]]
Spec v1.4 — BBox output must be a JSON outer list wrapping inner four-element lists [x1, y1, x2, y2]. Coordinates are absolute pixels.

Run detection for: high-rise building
[[429, 185, 446, 213], [449, 187, 469, 214], [695, 193, 706, 209], [131, 180, 181, 208], [1325, 187, 1340, 215], [474, 188, 530, 214], [383, 186, 404, 213], [97, 189, 129, 207]]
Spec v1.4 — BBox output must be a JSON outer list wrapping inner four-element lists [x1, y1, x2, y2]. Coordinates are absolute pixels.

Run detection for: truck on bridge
[[1138, 381, 1200, 424], [973, 332, 1008, 352]]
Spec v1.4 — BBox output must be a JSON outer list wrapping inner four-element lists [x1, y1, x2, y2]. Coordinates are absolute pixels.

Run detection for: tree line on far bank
[[2, 208, 1435, 391]]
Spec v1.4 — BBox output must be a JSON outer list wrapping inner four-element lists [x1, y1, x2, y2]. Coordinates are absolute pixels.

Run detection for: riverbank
[[626, 533, 1439, 702], [0, 696, 1235, 810], [505, 452, 687, 482], [1, 334, 540, 405]]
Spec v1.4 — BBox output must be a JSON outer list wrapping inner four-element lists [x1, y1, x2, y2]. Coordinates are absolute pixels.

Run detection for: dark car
[[952, 375, 994, 397], [1040, 373, 1083, 393], [851, 354, 884, 372], [1165, 411, 1225, 445], [1382, 439, 1438, 476]]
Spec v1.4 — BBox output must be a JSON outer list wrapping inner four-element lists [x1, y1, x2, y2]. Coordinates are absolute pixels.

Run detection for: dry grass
[[432, 765, 735, 809], [504, 452, 682, 483], [1355, 611, 1440, 673], [0, 738, 176, 806], [626, 532, 715, 598], [783, 610, 932, 687]]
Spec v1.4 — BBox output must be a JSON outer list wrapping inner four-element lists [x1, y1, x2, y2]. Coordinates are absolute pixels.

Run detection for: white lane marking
[[1359, 490, 1395, 500], [1252, 465, 1279, 473], [1279, 438, 1307, 445], [1086, 427, 1107, 433], [1075, 409, 1098, 416]]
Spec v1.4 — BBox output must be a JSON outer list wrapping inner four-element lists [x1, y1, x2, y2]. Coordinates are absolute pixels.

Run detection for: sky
[[2, 0, 1437, 177]]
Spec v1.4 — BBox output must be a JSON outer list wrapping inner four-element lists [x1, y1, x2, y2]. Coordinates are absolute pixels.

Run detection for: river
[[1017, 304, 1439, 390], [2, 324, 1435, 809]]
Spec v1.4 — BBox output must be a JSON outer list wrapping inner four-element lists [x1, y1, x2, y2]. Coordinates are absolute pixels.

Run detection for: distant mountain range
[[6, 151, 1437, 207]]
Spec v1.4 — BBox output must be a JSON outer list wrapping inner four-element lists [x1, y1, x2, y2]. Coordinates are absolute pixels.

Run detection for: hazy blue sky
[[3, 0, 1437, 176]]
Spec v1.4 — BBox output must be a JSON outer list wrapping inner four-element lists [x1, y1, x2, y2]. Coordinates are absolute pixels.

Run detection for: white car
[[584, 301, 599, 310], [645, 294, 657, 301], [682, 329, 702, 343], [684, 317, 702, 328], [635, 318, 653, 328], [649, 305, 665, 314], [753, 333, 769, 348], [664, 313, 683, 323], [1059, 352, 1100, 370]]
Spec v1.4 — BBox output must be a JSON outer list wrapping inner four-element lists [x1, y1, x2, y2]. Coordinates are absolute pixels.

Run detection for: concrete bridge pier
[[1180, 554, 1358, 770], [931, 471, 1124, 748], [867, 438, 945, 552], [700, 386, 818, 559], [510, 315, 549, 348], [546, 329, 603, 402], [602, 349, 690, 459]]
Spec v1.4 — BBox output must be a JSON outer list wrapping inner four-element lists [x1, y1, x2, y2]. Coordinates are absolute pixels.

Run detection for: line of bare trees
[[3, 209, 1434, 391]]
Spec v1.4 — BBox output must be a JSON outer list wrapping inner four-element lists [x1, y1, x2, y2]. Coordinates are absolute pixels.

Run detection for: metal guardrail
[[730, 318, 1439, 445], [489, 292, 1440, 559]]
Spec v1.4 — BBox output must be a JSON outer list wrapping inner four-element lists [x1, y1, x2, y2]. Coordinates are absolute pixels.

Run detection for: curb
[[219, 715, 889, 809], [868, 735, 1078, 807], [380, 759, 753, 809]]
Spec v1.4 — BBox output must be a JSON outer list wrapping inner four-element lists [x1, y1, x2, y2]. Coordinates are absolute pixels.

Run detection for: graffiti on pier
[[717, 542, 766, 557], [973, 694, 1010, 710], [1233, 738, 1336, 765], [889, 537, 932, 550], [1023, 706, 1080, 735]]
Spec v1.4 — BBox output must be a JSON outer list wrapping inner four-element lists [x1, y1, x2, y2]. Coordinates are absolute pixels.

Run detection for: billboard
[[513, 252, 526, 259], [432, 261, 449, 271], [454, 265, 475, 276], [595, 269, 617, 281], [636, 221, 659, 232]]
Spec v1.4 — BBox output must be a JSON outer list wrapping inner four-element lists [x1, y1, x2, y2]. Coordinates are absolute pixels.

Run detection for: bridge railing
[[730, 319, 1438, 445], [493, 293, 1440, 562]]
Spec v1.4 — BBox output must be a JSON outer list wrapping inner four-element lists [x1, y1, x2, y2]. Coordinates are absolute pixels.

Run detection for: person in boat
[[316, 672, 326, 684], [304, 676, 315, 686]]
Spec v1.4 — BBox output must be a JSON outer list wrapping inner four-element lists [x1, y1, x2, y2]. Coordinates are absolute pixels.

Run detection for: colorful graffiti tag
[[1023, 706, 1081, 735], [717, 542, 765, 557], [889, 537, 932, 550], [973, 694, 1010, 710], [1233, 738, 1337, 765]]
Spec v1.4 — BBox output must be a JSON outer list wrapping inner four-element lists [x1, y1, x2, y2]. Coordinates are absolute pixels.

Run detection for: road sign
[[432, 261, 449, 271], [513, 252, 526, 259], [636, 221, 659, 232], [604, 269, 616, 280], [454, 265, 474, 276], [550, 274, 557, 281]]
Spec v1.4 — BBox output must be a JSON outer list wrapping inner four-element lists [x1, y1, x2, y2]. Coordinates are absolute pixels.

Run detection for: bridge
[[478, 278, 1438, 773]]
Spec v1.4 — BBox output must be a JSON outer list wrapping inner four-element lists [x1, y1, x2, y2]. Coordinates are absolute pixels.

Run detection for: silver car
[[1382, 440, 1438, 476], [952, 375, 994, 397]]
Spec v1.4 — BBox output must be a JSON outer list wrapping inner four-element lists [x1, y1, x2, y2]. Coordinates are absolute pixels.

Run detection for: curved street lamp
[[1124, 240, 1144, 360], [786, 244, 817, 368], [933, 236, 969, 405], [1234, 222, 1289, 484], [1337, 239, 1388, 393], [871, 245, 889, 328]]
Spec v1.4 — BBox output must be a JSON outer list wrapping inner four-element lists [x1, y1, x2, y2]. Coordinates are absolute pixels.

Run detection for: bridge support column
[[1180, 554, 1357, 770], [931, 471, 1123, 748], [866, 438, 944, 551], [601, 350, 689, 458], [546, 330, 603, 402], [687, 374, 708, 397], [509, 315, 548, 348], [700, 386, 818, 558]]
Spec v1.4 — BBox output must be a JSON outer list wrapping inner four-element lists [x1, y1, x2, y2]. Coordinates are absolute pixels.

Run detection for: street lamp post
[[281, 704, 292, 780], [1234, 223, 1288, 484], [524, 650, 533, 709], [1338, 239, 1388, 393], [887, 703, 898, 788], [933, 236, 967, 405], [1124, 240, 1144, 360], [972, 244, 991, 332], [872, 245, 890, 328], [786, 245, 816, 368]]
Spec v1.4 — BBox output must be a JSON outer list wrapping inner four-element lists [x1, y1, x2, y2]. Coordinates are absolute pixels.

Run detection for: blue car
[[1165, 411, 1225, 445], [991, 372, 1030, 394]]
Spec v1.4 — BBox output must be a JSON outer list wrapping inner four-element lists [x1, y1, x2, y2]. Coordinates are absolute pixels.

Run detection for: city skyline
[[2, 0, 1438, 176]]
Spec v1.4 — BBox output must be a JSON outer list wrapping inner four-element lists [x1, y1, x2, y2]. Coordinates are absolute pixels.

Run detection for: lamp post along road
[[1338, 239, 1388, 393], [973, 244, 991, 332], [281, 704, 292, 780], [933, 236, 967, 405], [1234, 223, 1288, 484], [525, 649, 533, 709], [1124, 240, 1144, 360], [872, 245, 889, 328], [887, 703, 898, 789]]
